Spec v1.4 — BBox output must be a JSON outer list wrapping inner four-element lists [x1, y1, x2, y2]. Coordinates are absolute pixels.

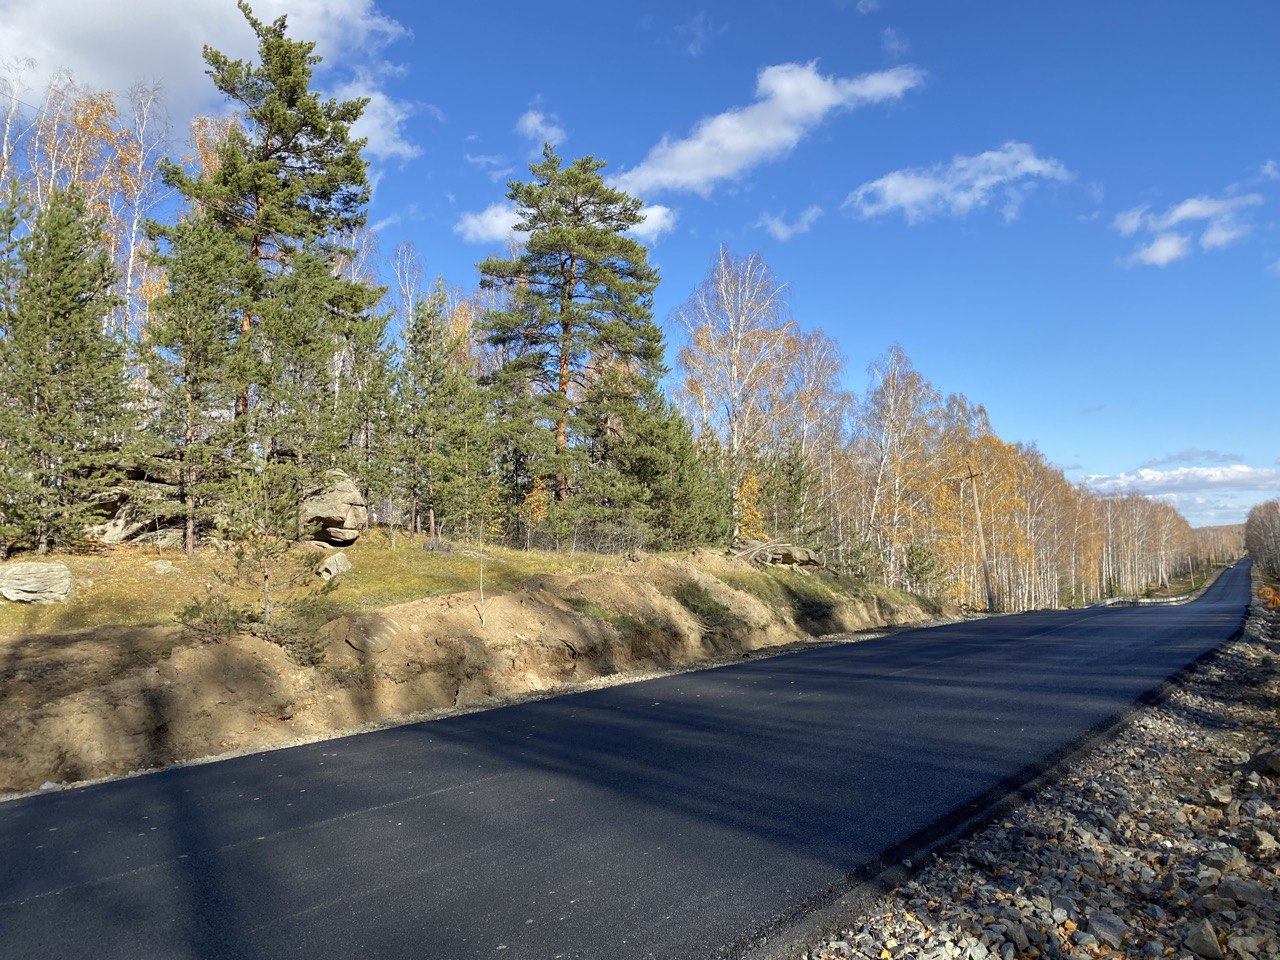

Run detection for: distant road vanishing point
[[0, 563, 1252, 960]]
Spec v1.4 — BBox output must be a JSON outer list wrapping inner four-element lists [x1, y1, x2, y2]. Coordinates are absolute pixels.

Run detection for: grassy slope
[[710, 566, 949, 628], [1136, 562, 1232, 600], [0, 533, 619, 640]]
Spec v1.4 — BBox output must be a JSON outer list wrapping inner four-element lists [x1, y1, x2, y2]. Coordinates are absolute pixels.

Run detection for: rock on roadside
[[0, 561, 74, 603], [316, 552, 352, 582]]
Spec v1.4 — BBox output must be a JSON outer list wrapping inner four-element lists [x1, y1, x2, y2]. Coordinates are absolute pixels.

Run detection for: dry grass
[[0, 531, 622, 640], [710, 566, 941, 621], [1137, 561, 1229, 600]]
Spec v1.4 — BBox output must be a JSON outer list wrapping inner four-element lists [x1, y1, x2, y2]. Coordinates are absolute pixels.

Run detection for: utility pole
[[965, 462, 998, 613]]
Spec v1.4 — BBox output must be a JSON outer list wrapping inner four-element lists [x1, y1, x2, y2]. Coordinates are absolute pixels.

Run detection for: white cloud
[[1127, 232, 1191, 267], [516, 109, 566, 150], [845, 141, 1072, 223], [0, 0, 418, 165], [1085, 464, 1280, 497], [757, 204, 823, 241], [628, 204, 678, 243], [1262, 159, 1279, 181], [1115, 192, 1264, 265], [1148, 194, 1263, 232], [881, 27, 909, 60], [332, 74, 420, 163], [856, 0, 880, 13], [1112, 206, 1147, 236], [613, 61, 923, 197], [454, 202, 524, 244], [456, 201, 676, 246], [1200, 218, 1248, 250]]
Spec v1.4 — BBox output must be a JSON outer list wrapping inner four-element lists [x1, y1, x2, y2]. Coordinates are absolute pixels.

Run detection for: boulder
[[771, 544, 822, 567], [299, 470, 368, 546], [316, 552, 353, 582], [0, 561, 74, 603], [149, 560, 178, 575], [331, 611, 399, 654], [734, 539, 824, 568], [83, 462, 188, 546]]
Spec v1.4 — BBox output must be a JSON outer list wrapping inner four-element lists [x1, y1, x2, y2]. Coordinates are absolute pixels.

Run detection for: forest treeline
[[0, 4, 1242, 611], [1247, 500, 1280, 578]]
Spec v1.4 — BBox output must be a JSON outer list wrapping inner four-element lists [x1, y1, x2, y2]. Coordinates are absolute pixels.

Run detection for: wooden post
[[966, 462, 998, 613]]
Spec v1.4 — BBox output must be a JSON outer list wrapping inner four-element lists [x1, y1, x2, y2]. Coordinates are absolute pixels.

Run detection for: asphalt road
[[0, 562, 1251, 960]]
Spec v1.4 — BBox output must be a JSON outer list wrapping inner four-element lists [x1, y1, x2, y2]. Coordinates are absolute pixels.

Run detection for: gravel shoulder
[[801, 570, 1279, 960]]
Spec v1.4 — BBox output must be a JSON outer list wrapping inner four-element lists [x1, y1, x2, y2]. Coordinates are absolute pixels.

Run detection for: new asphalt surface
[[0, 562, 1252, 960]]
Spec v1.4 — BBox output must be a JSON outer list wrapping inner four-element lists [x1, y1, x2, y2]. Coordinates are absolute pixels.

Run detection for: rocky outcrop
[[84, 462, 371, 550], [0, 562, 74, 603], [84, 462, 185, 546], [299, 470, 368, 546], [733, 539, 823, 568]]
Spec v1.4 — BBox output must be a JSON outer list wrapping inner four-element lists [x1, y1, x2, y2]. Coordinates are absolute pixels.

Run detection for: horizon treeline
[[0, 4, 1244, 611], [1246, 500, 1280, 578]]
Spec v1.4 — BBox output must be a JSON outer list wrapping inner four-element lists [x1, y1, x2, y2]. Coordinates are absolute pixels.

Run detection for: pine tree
[[0, 184, 29, 555], [0, 181, 23, 332], [159, 1, 381, 457], [251, 248, 351, 466], [479, 147, 663, 513], [145, 213, 243, 554], [337, 303, 396, 526], [393, 279, 491, 539], [151, 1, 384, 554], [222, 451, 316, 641], [0, 188, 128, 553]]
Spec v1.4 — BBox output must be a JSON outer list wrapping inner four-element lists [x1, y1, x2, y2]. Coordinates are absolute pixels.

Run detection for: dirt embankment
[[0, 554, 949, 794]]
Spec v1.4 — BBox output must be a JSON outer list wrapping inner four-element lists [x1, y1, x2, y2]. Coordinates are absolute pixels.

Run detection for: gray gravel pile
[[810, 585, 1280, 960]]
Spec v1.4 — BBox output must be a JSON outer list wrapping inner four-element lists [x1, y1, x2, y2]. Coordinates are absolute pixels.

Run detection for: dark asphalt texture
[[0, 562, 1251, 960]]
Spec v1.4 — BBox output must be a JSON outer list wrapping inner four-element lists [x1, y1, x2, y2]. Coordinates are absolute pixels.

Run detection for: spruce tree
[[0, 188, 128, 553], [577, 383, 732, 549], [479, 147, 663, 517]]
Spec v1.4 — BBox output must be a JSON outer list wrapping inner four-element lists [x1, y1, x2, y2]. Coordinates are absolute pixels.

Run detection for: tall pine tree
[[0, 188, 129, 553], [479, 146, 664, 534], [158, 1, 381, 459], [153, 1, 385, 551]]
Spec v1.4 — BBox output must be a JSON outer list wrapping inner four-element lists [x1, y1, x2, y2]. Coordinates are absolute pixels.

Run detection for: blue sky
[[3, 0, 1277, 524]]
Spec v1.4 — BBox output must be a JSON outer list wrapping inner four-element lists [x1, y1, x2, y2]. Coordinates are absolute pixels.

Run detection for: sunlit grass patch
[[0, 533, 622, 639]]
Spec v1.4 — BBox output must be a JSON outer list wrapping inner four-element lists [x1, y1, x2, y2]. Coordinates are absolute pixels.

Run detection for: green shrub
[[176, 588, 254, 642]]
